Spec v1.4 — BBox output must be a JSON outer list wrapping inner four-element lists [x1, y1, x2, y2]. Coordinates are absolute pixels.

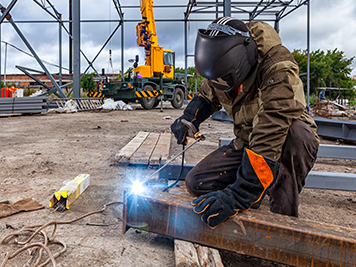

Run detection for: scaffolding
[[0, 0, 311, 105]]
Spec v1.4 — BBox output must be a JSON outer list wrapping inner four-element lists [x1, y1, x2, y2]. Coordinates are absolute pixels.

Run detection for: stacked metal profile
[[0, 97, 48, 114]]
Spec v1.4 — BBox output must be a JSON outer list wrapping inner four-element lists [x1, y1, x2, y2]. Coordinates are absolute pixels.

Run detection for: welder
[[171, 17, 319, 229]]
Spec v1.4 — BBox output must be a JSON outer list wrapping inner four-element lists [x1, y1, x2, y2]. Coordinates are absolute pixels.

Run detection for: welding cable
[[0, 201, 123, 267], [162, 144, 185, 192]]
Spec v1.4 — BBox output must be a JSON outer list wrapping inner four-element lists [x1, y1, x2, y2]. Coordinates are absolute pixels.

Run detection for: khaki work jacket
[[197, 21, 318, 161]]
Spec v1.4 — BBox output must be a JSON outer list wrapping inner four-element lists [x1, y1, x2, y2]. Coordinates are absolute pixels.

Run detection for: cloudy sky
[[1, 0, 356, 78]]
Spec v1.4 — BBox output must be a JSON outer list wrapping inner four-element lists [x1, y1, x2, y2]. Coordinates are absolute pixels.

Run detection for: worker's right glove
[[171, 96, 212, 145], [192, 148, 279, 229]]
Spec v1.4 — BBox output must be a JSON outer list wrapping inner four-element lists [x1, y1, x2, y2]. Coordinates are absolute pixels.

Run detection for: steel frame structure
[[0, 0, 310, 102]]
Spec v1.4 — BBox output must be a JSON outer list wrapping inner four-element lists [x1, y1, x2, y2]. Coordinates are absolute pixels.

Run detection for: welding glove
[[0, 198, 44, 219], [171, 96, 212, 145], [192, 148, 279, 229]]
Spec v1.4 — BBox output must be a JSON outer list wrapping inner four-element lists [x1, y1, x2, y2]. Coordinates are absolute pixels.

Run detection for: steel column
[[69, 0, 72, 74], [123, 189, 356, 267], [121, 14, 124, 80], [306, 0, 310, 110], [4, 40, 6, 86], [72, 0, 80, 98], [274, 15, 279, 33], [223, 0, 231, 17], [59, 13, 62, 86], [0, 24, 1, 88], [184, 19, 188, 85]]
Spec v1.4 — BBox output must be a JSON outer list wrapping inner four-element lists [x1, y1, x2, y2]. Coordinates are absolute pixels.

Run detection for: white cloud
[[1, 0, 356, 77]]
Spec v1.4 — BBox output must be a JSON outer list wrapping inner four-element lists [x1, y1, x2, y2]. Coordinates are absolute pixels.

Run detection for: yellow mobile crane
[[102, 0, 186, 109]]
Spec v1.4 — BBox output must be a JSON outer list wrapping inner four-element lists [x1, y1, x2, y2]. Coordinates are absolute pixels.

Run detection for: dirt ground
[[1, 102, 356, 267]]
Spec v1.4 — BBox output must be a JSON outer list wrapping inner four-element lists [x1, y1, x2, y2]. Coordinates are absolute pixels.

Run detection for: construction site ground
[[1, 102, 356, 267]]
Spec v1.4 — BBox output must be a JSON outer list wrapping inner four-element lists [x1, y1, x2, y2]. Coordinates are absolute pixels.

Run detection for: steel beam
[[0, 0, 18, 24], [306, 171, 356, 191], [158, 163, 356, 192], [123, 189, 356, 267], [219, 138, 356, 160], [317, 144, 356, 160], [314, 118, 356, 142]]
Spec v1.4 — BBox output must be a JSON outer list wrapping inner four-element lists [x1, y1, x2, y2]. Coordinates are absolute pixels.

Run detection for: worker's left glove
[[192, 148, 279, 229], [171, 96, 212, 145]]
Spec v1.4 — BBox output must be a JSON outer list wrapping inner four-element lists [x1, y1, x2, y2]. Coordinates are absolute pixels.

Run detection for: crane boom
[[137, 0, 158, 50], [135, 0, 175, 79]]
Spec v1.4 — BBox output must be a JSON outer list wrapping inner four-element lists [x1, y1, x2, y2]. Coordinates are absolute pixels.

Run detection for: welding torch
[[141, 119, 205, 186]]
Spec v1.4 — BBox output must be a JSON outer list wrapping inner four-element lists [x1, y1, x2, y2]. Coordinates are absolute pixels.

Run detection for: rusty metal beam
[[123, 189, 356, 267]]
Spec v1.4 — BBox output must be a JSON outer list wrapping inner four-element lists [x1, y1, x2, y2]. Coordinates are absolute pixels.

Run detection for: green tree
[[175, 67, 204, 92], [124, 67, 133, 79], [292, 49, 354, 97], [81, 73, 96, 92]]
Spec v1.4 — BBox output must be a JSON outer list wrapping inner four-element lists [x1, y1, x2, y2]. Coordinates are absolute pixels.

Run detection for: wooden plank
[[130, 133, 160, 165], [149, 133, 171, 166], [174, 240, 224, 267], [196, 245, 224, 267], [174, 240, 200, 267], [115, 132, 149, 161]]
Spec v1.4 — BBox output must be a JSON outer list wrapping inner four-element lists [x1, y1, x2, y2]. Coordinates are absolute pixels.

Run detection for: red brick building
[[1, 73, 118, 90]]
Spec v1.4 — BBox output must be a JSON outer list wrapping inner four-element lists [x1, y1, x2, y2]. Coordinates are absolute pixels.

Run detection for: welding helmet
[[195, 17, 258, 92]]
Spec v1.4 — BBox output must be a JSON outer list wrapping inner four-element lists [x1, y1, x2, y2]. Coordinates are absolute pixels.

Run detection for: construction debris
[[310, 101, 356, 119], [100, 98, 133, 110], [51, 99, 79, 113]]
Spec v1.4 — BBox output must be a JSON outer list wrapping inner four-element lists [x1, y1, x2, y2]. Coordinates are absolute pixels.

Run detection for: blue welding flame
[[130, 180, 146, 195]]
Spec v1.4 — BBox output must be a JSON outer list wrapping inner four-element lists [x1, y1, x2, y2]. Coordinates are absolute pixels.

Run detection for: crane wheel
[[171, 87, 184, 109], [139, 85, 157, 110]]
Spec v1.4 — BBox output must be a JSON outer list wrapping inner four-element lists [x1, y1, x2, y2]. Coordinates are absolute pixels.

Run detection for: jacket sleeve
[[249, 51, 306, 161]]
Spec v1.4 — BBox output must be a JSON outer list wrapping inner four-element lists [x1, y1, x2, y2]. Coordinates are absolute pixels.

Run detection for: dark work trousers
[[185, 120, 319, 217]]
